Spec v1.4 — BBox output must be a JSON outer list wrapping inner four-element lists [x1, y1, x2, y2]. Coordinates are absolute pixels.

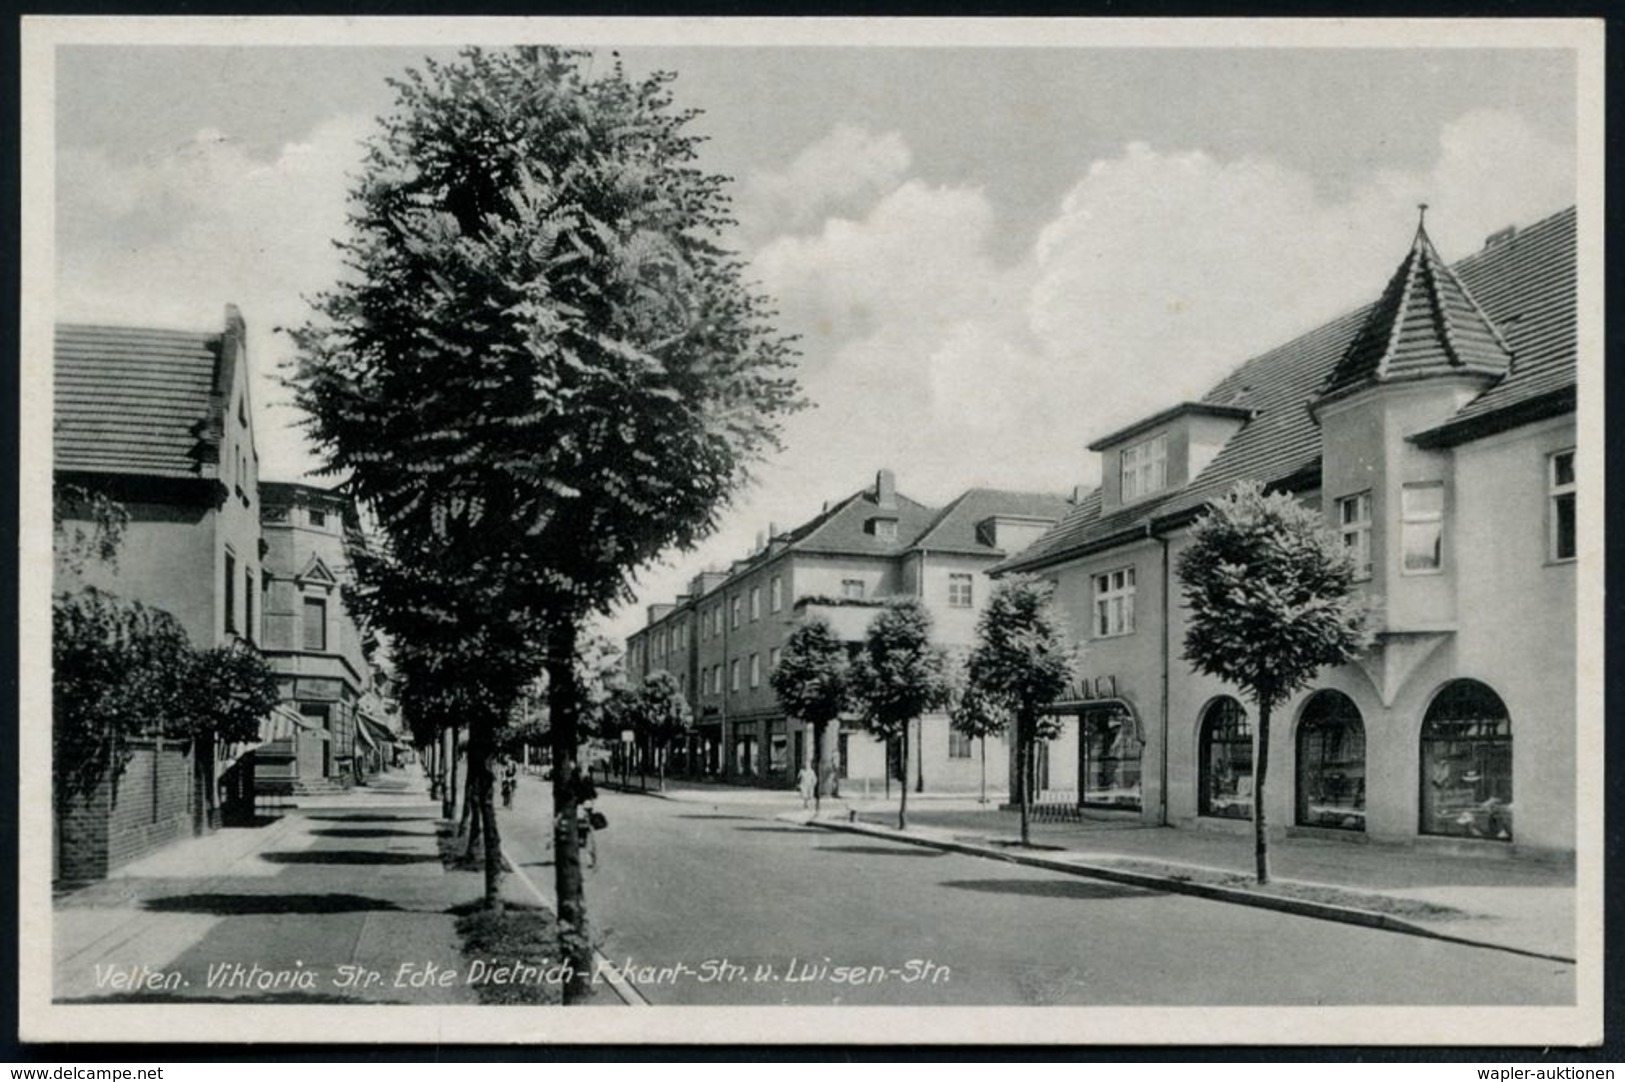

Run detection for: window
[[713, 605, 723, 636], [730, 659, 741, 692], [750, 654, 761, 688], [1420, 680, 1512, 841], [1296, 690, 1366, 831], [1081, 703, 1141, 809], [1337, 491, 1373, 580], [224, 552, 237, 634], [750, 587, 761, 621], [1198, 697, 1252, 820], [1401, 482, 1444, 572], [731, 596, 742, 629], [874, 519, 898, 542], [1120, 434, 1168, 501], [1093, 567, 1136, 637], [770, 733, 788, 775], [841, 579, 865, 600], [309, 508, 326, 528], [1550, 449, 1576, 561], [948, 728, 973, 759], [948, 573, 974, 609], [771, 576, 783, 613], [303, 596, 327, 652], [244, 567, 255, 644], [734, 735, 758, 776], [769, 647, 781, 672]]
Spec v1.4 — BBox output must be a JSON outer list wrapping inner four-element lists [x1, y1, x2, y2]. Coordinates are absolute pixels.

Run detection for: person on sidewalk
[[500, 755, 519, 809], [797, 764, 817, 809]]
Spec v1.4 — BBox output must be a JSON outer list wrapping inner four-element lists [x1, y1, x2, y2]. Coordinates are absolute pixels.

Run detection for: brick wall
[[55, 737, 202, 883]]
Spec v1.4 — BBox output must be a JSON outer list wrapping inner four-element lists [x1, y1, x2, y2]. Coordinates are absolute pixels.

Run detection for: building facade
[[628, 471, 1069, 791], [993, 207, 1578, 858], [256, 482, 382, 799], [52, 307, 268, 879]]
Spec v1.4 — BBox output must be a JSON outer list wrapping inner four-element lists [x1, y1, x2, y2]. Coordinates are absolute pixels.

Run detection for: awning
[[354, 719, 379, 751], [357, 714, 404, 748]]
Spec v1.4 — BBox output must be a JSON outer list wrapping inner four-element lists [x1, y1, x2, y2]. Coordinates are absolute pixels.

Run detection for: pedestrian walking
[[500, 754, 519, 809], [797, 763, 817, 809]]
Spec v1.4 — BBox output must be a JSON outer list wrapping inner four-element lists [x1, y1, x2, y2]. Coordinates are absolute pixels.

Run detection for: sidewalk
[[792, 803, 1577, 963], [53, 766, 482, 1004]]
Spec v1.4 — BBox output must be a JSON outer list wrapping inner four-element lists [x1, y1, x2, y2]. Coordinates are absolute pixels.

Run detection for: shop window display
[[1420, 679, 1512, 841], [1199, 697, 1252, 819], [1080, 704, 1142, 809], [1295, 690, 1366, 831]]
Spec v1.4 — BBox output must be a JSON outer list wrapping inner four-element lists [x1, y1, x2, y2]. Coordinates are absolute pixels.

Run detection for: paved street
[[499, 784, 1573, 1007]]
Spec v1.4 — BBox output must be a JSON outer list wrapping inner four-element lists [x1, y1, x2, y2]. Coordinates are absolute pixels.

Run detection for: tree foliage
[[1177, 481, 1373, 711], [849, 599, 951, 829], [1176, 480, 1373, 882], [632, 669, 693, 749], [52, 588, 281, 810], [962, 576, 1078, 843], [287, 46, 801, 989], [53, 482, 130, 578], [770, 618, 849, 731]]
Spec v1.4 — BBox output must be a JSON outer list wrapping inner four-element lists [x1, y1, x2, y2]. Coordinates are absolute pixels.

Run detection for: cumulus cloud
[[735, 124, 912, 243], [55, 113, 375, 482]]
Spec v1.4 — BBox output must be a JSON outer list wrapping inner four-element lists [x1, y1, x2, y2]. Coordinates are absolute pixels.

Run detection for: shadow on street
[[937, 878, 1158, 901]]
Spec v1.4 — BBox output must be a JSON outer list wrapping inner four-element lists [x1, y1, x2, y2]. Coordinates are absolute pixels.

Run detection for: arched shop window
[[1080, 703, 1142, 809], [1420, 680, 1513, 841], [1295, 690, 1366, 831], [1199, 697, 1252, 819]]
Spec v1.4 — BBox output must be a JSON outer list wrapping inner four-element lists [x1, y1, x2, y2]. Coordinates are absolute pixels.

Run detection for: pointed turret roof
[[1315, 207, 1514, 405]]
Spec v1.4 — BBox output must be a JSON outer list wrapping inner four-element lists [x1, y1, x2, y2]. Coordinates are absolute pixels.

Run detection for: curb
[[798, 816, 1576, 966]]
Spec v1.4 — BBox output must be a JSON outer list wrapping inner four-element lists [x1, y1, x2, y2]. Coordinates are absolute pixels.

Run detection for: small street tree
[[1176, 480, 1373, 884], [963, 576, 1077, 846], [848, 599, 951, 830], [770, 617, 848, 813], [949, 672, 1009, 806], [288, 47, 800, 1002], [634, 670, 692, 789]]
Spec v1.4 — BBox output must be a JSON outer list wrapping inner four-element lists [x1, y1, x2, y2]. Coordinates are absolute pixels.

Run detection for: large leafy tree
[[848, 599, 951, 830], [1176, 480, 1372, 884], [770, 617, 848, 812], [288, 46, 799, 1002], [963, 576, 1077, 846]]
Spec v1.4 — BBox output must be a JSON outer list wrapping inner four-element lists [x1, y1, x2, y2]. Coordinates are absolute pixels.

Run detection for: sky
[[47, 28, 1581, 649]]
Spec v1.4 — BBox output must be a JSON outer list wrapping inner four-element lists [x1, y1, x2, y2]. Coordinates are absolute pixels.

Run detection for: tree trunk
[[1018, 714, 1031, 847], [1254, 697, 1272, 885], [915, 717, 924, 793], [443, 726, 459, 822], [979, 736, 987, 805], [898, 725, 909, 830], [812, 720, 824, 814], [467, 720, 503, 911], [462, 762, 483, 859], [547, 620, 593, 1004]]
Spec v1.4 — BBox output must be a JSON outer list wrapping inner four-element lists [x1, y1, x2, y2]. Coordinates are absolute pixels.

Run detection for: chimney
[[875, 468, 896, 510], [1071, 484, 1088, 504]]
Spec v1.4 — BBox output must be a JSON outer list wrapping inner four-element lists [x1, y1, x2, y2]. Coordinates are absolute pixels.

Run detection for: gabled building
[[256, 481, 381, 800], [993, 206, 1577, 857], [628, 470, 1069, 791], [52, 306, 267, 879]]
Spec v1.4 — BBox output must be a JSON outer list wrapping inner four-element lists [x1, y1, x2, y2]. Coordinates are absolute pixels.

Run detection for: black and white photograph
[[19, 16, 1604, 1047]]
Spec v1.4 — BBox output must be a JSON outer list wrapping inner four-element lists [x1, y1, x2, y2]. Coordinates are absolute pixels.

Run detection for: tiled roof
[[998, 205, 1576, 575], [911, 488, 1074, 556], [55, 323, 222, 479], [791, 488, 939, 555], [1317, 218, 1514, 403]]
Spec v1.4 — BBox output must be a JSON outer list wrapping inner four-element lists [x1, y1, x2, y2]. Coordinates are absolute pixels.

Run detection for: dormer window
[[866, 516, 899, 541], [1120, 434, 1168, 501], [309, 508, 327, 528]]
